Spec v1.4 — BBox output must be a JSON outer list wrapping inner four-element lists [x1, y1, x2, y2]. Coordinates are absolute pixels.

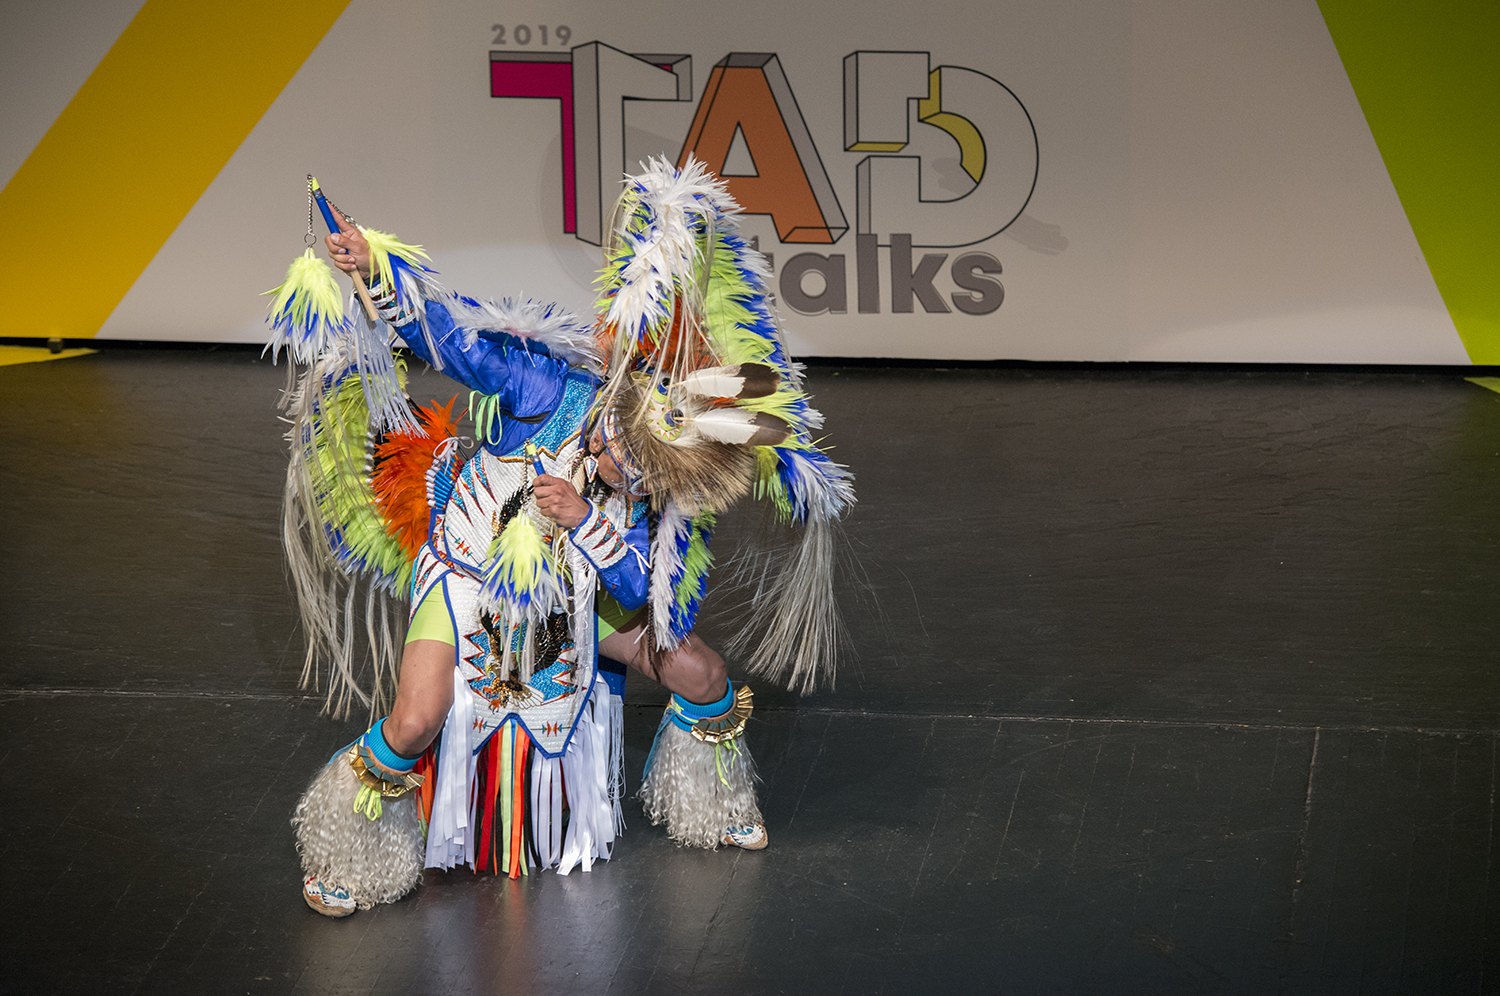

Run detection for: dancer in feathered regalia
[[268, 161, 853, 917]]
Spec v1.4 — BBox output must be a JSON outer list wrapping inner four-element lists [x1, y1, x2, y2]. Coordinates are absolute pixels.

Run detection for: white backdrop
[[0, 0, 1468, 362]]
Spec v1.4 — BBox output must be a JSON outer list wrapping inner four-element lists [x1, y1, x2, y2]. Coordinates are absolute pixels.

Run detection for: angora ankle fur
[[291, 758, 424, 908], [639, 721, 762, 849]]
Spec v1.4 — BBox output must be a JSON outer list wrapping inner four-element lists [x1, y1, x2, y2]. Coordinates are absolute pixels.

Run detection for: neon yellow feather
[[264, 248, 345, 328], [675, 511, 717, 614], [488, 514, 557, 602], [308, 363, 413, 589], [735, 388, 812, 424], [753, 447, 795, 523], [702, 243, 772, 360], [362, 228, 431, 294]]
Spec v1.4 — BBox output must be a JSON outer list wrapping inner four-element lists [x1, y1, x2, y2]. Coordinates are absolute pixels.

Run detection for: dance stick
[[525, 439, 547, 478], [309, 176, 379, 324]]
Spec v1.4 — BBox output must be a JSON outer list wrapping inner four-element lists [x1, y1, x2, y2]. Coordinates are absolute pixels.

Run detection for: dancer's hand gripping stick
[[310, 176, 379, 325]]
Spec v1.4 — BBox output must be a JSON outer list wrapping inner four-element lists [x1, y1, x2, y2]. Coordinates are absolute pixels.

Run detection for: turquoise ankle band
[[361, 718, 418, 771], [667, 680, 734, 731]]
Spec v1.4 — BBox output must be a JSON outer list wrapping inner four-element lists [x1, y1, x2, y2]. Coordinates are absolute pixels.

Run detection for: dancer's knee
[[384, 707, 442, 757], [665, 634, 729, 703]]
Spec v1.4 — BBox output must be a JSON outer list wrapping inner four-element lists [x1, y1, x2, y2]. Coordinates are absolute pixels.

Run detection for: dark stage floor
[[3, 349, 1500, 994]]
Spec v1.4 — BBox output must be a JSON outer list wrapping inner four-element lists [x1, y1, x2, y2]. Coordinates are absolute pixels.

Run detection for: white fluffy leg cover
[[638, 721, 762, 849], [291, 758, 424, 908]]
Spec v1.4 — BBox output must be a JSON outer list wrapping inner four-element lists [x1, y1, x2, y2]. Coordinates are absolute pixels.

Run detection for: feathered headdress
[[594, 157, 856, 692]]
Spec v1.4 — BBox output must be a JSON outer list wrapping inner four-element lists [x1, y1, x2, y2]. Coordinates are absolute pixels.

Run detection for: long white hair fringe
[[280, 355, 405, 720], [638, 720, 762, 849], [291, 760, 424, 908], [725, 512, 845, 694]]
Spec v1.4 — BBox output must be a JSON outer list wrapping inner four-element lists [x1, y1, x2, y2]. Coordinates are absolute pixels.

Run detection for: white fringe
[[725, 513, 846, 694], [639, 720, 762, 849], [650, 500, 693, 649], [608, 692, 626, 834], [280, 354, 406, 720], [390, 263, 447, 369], [423, 670, 623, 875], [291, 758, 424, 908], [530, 751, 565, 870], [424, 663, 477, 870], [350, 310, 419, 434]]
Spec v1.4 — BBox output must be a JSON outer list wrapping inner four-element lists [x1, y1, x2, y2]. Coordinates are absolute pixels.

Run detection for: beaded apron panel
[[410, 375, 607, 758]]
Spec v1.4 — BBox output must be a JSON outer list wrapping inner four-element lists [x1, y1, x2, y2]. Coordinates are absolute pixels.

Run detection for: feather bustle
[[280, 350, 410, 718], [372, 396, 463, 560]]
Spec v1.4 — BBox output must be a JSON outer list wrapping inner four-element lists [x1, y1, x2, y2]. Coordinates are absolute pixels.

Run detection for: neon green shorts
[[403, 586, 644, 646]]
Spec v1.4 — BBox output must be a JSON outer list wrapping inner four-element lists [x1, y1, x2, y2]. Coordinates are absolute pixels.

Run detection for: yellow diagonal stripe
[[0, 346, 97, 367], [1317, 1, 1500, 362], [0, 0, 351, 340]]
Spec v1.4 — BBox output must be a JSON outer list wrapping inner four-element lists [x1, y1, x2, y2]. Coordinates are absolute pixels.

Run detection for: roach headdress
[[595, 158, 856, 692]]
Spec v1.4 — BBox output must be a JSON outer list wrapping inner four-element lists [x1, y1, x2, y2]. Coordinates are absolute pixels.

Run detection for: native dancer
[[266, 161, 853, 916]]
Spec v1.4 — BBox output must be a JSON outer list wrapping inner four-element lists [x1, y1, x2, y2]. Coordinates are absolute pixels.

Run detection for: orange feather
[[372, 396, 463, 560]]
